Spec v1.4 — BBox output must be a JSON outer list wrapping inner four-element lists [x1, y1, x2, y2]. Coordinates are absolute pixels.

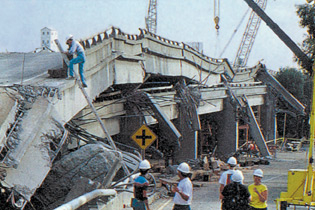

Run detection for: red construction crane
[[145, 0, 157, 34], [233, 0, 268, 67]]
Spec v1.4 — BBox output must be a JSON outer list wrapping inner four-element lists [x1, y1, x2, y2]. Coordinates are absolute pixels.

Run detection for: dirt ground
[[151, 148, 311, 210]]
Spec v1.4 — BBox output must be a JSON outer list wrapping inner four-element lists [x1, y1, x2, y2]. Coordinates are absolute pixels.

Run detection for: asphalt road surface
[[151, 149, 311, 210]]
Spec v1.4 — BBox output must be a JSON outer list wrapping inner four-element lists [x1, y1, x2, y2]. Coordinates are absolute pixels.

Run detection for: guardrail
[[266, 137, 305, 144]]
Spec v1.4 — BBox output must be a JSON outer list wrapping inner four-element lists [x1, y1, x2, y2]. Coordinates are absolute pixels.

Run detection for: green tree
[[275, 68, 311, 138], [295, 3, 315, 138], [276, 68, 305, 101], [297, 3, 315, 66]]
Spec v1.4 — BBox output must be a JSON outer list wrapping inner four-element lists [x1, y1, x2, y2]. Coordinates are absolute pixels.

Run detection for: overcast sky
[[0, 0, 309, 70]]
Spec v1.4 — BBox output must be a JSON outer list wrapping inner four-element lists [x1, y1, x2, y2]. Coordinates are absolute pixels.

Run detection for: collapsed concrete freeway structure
[[0, 27, 304, 209]]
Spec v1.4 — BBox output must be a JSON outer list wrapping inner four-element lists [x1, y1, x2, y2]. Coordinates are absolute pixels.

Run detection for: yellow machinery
[[276, 62, 315, 209]]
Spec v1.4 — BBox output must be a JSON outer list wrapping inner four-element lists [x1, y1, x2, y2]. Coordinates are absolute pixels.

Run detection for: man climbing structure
[[65, 34, 88, 88]]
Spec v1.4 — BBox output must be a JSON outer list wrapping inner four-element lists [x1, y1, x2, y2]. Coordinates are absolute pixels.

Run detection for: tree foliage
[[276, 67, 311, 105], [275, 67, 312, 138], [276, 68, 304, 99], [297, 3, 315, 64], [294, 3, 315, 138]]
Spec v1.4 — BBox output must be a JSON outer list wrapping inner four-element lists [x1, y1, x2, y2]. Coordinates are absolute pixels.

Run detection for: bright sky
[[0, 0, 309, 71]]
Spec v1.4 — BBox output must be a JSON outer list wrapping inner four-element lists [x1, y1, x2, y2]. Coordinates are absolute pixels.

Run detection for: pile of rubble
[[149, 154, 270, 196]]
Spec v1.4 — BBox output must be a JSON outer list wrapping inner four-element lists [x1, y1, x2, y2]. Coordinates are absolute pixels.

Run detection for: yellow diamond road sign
[[131, 124, 157, 150]]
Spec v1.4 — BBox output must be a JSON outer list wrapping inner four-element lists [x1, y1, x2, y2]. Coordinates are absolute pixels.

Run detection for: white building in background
[[41, 27, 58, 52]]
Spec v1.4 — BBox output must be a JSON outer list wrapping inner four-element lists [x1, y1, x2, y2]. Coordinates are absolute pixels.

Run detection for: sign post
[[131, 124, 157, 159]]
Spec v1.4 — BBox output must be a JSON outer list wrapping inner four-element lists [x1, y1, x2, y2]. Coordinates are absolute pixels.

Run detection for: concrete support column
[[215, 99, 238, 160], [260, 92, 276, 142], [173, 105, 198, 162], [177, 131, 196, 161]]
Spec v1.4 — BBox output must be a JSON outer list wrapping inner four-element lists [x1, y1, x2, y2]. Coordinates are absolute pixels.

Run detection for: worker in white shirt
[[219, 156, 238, 200], [65, 34, 88, 88], [172, 162, 193, 210]]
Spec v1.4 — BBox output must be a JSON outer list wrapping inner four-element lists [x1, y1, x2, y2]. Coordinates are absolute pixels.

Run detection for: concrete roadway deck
[[0, 52, 63, 86]]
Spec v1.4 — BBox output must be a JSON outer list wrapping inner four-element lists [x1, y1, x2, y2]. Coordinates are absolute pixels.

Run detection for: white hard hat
[[231, 170, 244, 183], [253, 169, 264, 178], [177, 162, 190, 173], [139, 159, 151, 170], [66, 34, 74, 42], [227, 157, 237, 166]]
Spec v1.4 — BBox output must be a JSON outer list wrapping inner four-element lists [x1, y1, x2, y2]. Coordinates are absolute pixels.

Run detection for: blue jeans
[[69, 52, 87, 86], [131, 198, 147, 210]]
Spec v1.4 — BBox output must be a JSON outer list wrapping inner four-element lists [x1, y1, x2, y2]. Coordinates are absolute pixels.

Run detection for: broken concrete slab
[[0, 90, 17, 148], [34, 143, 121, 209], [1, 97, 65, 201]]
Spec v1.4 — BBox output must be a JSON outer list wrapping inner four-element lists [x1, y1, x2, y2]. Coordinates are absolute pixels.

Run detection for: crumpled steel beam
[[142, 92, 182, 145], [174, 80, 201, 131], [256, 67, 305, 116], [242, 95, 271, 157]]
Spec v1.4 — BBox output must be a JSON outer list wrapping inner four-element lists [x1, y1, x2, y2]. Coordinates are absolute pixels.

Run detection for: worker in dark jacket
[[132, 160, 151, 210], [222, 170, 250, 210]]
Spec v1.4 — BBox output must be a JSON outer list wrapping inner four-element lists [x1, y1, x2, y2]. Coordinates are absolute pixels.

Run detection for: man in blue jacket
[[65, 34, 88, 88], [132, 160, 151, 210]]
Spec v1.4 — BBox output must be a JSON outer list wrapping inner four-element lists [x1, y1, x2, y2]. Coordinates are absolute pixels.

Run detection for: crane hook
[[214, 16, 220, 30], [213, 0, 220, 32]]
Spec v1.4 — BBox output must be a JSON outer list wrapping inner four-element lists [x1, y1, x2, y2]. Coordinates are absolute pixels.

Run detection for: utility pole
[[145, 0, 157, 33]]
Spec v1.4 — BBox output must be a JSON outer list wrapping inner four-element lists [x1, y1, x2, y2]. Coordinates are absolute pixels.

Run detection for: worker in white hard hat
[[131, 160, 151, 210], [248, 169, 268, 210], [171, 162, 193, 210], [219, 156, 239, 200], [221, 170, 250, 210], [65, 34, 88, 88]]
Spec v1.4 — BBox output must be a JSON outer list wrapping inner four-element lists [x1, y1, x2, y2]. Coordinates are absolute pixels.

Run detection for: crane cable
[[214, 0, 220, 57], [213, 0, 220, 32], [219, 8, 250, 57]]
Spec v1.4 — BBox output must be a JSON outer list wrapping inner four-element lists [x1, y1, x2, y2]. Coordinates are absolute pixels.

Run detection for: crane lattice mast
[[145, 0, 157, 34], [233, 0, 267, 67]]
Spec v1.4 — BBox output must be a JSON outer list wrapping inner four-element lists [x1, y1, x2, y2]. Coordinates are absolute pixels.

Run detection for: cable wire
[[219, 8, 250, 57]]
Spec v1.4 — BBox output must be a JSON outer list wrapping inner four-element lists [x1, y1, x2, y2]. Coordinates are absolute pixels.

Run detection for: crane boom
[[243, 0, 313, 73], [234, 0, 267, 67], [145, 0, 157, 34]]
